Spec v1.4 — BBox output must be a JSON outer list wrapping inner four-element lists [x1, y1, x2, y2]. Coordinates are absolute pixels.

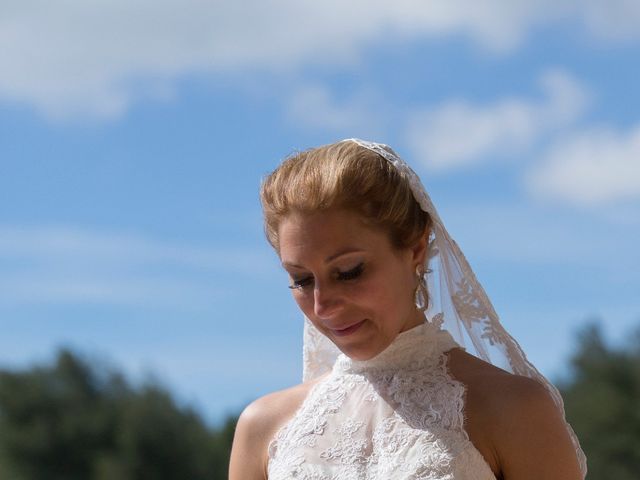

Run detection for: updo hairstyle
[[260, 141, 432, 253]]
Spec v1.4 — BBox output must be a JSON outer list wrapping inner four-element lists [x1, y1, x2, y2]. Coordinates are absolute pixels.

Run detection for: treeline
[[0, 321, 639, 479], [0, 350, 236, 479], [559, 322, 640, 479]]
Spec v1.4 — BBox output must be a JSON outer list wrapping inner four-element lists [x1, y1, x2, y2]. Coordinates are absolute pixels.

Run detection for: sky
[[1, 1, 639, 426]]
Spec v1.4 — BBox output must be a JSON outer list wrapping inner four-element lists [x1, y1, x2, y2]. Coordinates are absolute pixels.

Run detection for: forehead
[[278, 209, 390, 263]]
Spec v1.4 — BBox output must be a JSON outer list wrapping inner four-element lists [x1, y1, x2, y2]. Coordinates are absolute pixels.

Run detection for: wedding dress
[[267, 320, 496, 480]]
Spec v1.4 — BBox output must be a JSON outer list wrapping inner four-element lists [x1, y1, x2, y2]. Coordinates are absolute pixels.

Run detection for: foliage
[[0, 349, 237, 480], [2, 320, 639, 480], [560, 321, 640, 480]]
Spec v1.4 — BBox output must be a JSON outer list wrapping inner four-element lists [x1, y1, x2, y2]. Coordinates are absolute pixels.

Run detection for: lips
[[330, 319, 366, 337]]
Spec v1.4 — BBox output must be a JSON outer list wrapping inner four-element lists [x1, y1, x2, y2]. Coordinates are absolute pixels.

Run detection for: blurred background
[[0, 1, 639, 478]]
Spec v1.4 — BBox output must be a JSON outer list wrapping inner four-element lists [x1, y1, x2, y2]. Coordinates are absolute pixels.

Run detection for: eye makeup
[[289, 276, 313, 289], [288, 262, 365, 290], [336, 262, 364, 281]]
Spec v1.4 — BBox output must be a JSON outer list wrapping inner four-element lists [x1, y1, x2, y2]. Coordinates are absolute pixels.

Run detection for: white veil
[[300, 138, 587, 477]]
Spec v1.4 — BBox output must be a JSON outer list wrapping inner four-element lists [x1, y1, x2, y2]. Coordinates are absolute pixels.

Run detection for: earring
[[414, 265, 428, 311]]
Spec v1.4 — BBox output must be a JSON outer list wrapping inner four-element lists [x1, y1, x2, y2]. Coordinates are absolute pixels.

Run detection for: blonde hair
[[260, 140, 431, 252]]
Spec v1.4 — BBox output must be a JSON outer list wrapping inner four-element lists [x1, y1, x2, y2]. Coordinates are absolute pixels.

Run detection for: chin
[[344, 348, 379, 361], [332, 336, 384, 362], [318, 320, 386, 360]]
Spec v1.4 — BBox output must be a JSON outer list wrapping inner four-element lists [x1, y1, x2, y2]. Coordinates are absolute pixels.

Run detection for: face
[[278, 209, 427, 361]]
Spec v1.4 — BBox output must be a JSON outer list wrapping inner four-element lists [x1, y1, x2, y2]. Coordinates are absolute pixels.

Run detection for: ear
[[410, 229, 429, 268]]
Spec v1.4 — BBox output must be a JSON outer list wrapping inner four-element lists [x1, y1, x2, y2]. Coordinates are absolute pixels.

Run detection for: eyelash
[[289, 263, 365, 290]]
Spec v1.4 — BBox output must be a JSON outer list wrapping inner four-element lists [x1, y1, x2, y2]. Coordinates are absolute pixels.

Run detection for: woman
[[229, 139, 587, 479]]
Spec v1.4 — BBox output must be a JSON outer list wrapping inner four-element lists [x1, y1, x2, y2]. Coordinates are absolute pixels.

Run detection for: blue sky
[[1, 1, 639, 425]]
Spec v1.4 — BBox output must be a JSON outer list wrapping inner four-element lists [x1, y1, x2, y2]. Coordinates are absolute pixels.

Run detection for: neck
[[400, 310, 427, 333]]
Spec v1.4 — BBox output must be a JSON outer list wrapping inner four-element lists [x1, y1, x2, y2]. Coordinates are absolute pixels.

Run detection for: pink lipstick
[[331, 319, 366, 337]]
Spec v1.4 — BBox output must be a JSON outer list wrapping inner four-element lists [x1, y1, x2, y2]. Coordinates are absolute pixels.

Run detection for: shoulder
[[228, 376, 324, 480], [490, 376, 583, 479], [446, 348, 583, 479], [446, 346, 563, 421], [237, 380, 313, 444]]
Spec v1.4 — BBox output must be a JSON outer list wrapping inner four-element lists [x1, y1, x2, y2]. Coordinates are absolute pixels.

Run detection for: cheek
[[371, 266, 414, 313], [353, 274, 402, 316], [291, 290, 319, 321]]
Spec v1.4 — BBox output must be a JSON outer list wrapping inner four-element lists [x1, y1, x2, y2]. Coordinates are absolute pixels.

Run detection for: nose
[[313, 280, 342, 319]]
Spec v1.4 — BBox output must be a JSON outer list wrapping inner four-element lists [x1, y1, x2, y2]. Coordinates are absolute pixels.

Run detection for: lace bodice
[[268, 321, 497, 479]]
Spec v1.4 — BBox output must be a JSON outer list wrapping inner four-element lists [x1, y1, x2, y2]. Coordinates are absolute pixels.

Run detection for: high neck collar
[[334, 320, 460, 374]]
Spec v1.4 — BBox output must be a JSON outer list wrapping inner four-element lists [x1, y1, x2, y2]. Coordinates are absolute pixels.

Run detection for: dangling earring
[[414, 265, 428, 312]]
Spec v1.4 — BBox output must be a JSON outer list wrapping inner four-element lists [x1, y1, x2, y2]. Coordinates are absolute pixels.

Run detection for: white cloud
[[581, 0, 640, 42], [0, 225, 267, 271], [0, 225, 270, 308], [526, 125, 640, 206], [286, 85, 384, 136], [405, 70, 590, 171], [0, 0, 637, 119]]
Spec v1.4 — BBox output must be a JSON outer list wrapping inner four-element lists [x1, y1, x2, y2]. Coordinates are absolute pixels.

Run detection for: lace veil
[[300, 138, 587, 476]]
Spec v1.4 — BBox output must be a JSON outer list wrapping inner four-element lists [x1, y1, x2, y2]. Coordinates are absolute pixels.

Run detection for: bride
[[229, 139, 587, 479]]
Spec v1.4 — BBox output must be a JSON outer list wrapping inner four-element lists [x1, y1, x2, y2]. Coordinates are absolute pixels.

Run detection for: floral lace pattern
[[269, 322, 497, 480]]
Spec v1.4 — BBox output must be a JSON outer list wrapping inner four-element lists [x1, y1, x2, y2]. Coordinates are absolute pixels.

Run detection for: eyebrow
[[281, 248, 365, 269]]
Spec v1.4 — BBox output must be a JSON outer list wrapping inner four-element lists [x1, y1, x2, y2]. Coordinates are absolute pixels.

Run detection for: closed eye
[[288, 263, 364, 290], [289, 276, 313, 290], [337, 263, 364, 281]]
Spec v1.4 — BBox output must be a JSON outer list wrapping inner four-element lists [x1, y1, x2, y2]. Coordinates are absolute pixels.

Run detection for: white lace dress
[[267, 321, 497, 479]]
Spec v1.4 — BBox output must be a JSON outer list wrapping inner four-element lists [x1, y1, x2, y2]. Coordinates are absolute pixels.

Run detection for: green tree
[[210, 415, 238, 479], [0, 349, 237, 480], [560, 321, 640, 479]]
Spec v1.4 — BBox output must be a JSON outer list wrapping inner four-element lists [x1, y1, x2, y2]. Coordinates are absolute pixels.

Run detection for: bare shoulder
[[447, 347, 547, 413], [446, 348, 583, 479], [228, 376, 325, 480]]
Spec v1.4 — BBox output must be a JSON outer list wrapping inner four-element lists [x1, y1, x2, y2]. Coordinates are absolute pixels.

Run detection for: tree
[[559, 321, 640, 479], [0, 349, 237, 480]]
